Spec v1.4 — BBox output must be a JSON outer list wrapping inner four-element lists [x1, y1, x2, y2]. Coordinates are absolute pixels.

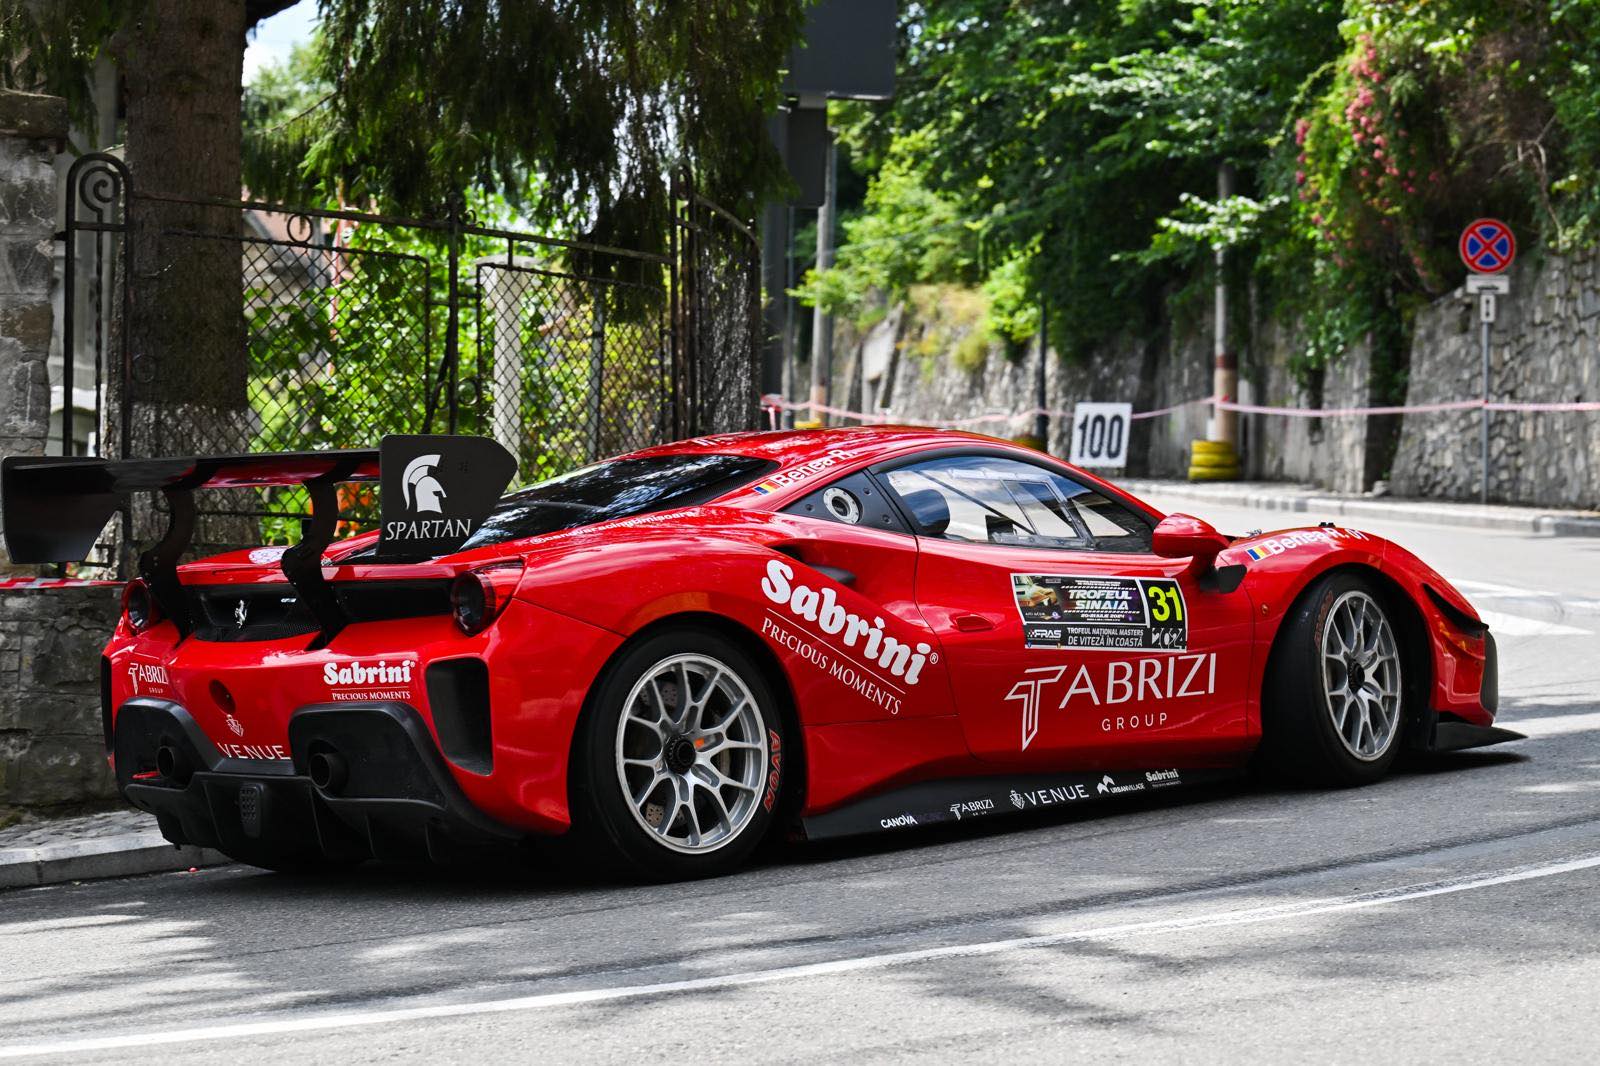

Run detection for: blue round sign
[[1459, 218, 1516, 274]]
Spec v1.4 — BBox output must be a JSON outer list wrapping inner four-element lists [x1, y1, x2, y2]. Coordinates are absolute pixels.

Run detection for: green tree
[[805, 0, 1343, 357], [0, 0, 805, 457]]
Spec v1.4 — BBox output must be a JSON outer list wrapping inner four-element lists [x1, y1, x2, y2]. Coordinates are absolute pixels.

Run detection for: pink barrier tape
[[760, 393, 1600, 427], [1486, 399, 1600, 412], [0, 577, 119, 589], [1213, 398, 1482, 417], [759, 395, 1213, 429]]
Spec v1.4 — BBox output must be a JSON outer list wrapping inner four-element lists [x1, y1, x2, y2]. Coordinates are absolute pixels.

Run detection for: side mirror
[[1151, 513, 1231, 566]]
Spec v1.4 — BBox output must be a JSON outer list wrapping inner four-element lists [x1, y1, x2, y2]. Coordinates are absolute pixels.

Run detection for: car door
[[875, 451, 1254, 770], [762, 468, 953, 723]]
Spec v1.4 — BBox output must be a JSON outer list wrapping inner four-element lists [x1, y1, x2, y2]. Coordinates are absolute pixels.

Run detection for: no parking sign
[[1459, 218, 1516, 274]]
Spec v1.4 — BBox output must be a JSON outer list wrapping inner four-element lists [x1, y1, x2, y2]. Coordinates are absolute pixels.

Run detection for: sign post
[[1459, 218, 1516, 503]]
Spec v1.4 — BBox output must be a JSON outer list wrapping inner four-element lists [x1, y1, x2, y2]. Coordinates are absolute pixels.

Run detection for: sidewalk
[[1120, 479, 1600, 538], [0, 809, 228, 890]]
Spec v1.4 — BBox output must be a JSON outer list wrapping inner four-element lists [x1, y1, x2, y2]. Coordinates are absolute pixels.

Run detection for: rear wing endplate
[[1, 435, 517, 641]]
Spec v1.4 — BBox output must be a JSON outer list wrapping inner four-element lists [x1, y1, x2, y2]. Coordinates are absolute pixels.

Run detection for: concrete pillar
[[0, 91, 68, 571]]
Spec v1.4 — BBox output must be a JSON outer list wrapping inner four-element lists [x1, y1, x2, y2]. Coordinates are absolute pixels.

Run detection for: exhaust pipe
[[307, 749, 348, 794], [155, 744, 192, 785]]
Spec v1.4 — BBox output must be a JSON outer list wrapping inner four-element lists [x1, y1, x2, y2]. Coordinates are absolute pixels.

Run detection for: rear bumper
[[116, 698, 521, 864]]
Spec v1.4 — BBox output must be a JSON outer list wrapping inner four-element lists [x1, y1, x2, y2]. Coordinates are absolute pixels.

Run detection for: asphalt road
[[4, 499, 1600, 1063]]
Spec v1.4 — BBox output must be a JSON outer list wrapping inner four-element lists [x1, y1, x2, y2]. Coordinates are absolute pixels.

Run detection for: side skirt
[[799, 766, 1237, 841]]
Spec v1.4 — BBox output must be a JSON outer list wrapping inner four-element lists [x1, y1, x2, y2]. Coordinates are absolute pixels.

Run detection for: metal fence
[[57, 154, 761, 565]]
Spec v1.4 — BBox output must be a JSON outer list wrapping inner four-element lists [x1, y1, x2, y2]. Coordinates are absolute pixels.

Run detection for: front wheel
[[573, 629, 785, 880], [1258, 572, 1407, 787]]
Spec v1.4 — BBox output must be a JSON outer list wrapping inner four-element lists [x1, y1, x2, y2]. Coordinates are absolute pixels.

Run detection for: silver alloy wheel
[[614, 653, 769, 855], [1320, 590, 1403, 761]]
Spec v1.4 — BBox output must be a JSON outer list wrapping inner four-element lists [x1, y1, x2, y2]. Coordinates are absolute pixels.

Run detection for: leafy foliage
[[803, 1, 1600, 377], [268, 0, 805, 247]]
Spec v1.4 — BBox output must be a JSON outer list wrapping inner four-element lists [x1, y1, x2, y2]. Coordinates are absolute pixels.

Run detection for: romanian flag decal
[[752, 480, 781, 495]]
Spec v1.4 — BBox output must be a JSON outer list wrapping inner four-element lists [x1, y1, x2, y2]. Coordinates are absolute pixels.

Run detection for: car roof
[[627, 425, 1018, 466], [625, 426, 1163, 520]]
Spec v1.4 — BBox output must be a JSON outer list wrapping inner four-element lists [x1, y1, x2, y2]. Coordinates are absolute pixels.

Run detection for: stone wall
[[826, 292, 1377, 489], [1393, 249, 1600, 507], [0, 91, 64, 462], [826, 247, 1600, 506], [1, 90, 67, 568], [0, 586, 121, 808]]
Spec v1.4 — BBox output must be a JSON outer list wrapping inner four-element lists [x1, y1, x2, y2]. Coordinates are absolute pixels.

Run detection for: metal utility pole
[[1479, 309, 1491, 504], [808, 141, 837, 425], [1212, 162, 1238, 450], [1034, 299, 1049, 447]]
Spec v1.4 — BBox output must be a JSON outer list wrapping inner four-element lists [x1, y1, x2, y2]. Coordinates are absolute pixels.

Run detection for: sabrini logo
[[323, 660, 415, 687], [760, 559, 934, 685], [402, 453, 447, 513]]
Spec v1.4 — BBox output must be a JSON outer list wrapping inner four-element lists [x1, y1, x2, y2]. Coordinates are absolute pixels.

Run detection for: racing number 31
[[1147, 584, 1184, 623]]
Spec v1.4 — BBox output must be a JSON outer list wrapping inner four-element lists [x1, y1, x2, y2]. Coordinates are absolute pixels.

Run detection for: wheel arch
[[565, 610, 809, 832], [1261, 561, 1434, 749]]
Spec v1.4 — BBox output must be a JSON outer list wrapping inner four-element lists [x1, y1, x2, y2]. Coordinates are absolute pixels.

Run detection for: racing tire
[[1257, 571, 1407, 787], [573, 628, 786, 881]]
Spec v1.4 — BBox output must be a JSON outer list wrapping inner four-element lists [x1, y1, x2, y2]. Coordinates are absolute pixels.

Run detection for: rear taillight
[[450, 561, 524, 635], [122, 579, 161, 634]]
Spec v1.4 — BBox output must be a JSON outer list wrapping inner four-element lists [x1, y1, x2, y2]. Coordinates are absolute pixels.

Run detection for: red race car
[[3, 428, 1515, 880]]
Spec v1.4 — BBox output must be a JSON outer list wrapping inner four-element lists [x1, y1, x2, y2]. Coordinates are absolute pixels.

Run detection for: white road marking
[[1449, 578, 1600, 614], [1503, 712, 1600, 738], [4, 852, 1600, 1059], [1474, 609, 1591, 637]]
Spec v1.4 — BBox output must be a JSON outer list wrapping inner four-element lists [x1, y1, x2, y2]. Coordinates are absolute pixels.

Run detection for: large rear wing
[[1, 435, 517, 640]]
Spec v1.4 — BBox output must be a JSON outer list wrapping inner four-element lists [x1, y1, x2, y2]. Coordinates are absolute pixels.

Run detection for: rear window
[[458, 453, 776, 549]]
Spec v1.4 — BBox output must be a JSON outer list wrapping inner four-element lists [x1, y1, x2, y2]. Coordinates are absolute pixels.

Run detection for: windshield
[[456, 453, 776, 550]]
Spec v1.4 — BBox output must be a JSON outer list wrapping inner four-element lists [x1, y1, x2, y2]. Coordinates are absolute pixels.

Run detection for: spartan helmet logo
[[401, 453, 447, 514]]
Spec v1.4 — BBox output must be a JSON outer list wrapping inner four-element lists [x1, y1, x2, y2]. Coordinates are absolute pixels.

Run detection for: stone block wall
[[1245, 317, 1378, 494], [0, 586, 121, 808], [1, 90, 67, 573], [0, 90, 64, 462], [1393, 250, 1600, 507], [827, 296, 1376, 489]]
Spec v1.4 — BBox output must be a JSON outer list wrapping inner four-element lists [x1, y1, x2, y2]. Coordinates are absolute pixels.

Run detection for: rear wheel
[[574, 629, 784, 880], [1259, 572, 1406, 786]]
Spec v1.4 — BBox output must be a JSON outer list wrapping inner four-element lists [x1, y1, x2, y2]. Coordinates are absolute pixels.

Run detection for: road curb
[[0, 831, 229, 890], [1121, 481, 1600, 537]]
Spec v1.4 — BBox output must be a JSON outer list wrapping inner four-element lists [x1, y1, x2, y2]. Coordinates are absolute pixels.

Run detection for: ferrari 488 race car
[[2, 428, 1516, 880]]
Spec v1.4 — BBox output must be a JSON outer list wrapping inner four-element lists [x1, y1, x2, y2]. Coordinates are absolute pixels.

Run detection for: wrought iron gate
[[57, 153, 762, 563]]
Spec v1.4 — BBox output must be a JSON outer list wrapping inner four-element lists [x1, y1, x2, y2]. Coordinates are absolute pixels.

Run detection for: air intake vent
[[426, 658, 493, 775]]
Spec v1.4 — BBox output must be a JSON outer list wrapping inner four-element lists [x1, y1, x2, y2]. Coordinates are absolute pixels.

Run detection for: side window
[[783, 471, 910, 533], [880, 455, 1152, 552]]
